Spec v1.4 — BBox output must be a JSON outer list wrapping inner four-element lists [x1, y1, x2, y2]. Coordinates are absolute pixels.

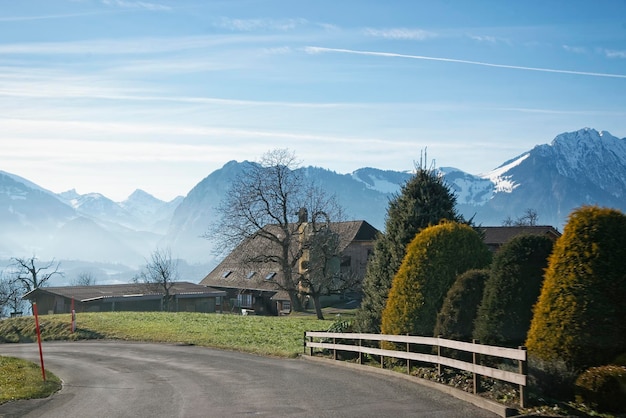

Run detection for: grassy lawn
[[0, 356, 61, 405], [0, 311, 337, 357]]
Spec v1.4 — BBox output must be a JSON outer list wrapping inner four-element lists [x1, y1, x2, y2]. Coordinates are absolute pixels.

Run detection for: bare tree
[[10, 256, 63, 293], [134, 248, 179, 312], [299, 219, 361, 319], [502, 209, 540, 226], [517, 208, 539, 226], [0, 274, 26, 317], [208, 149, 343, 312], [71, 271, 97, 286]]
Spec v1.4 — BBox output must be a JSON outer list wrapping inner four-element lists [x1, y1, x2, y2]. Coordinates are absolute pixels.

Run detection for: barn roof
[[480, 225, 561, 249], [200, 220, 378, 293]]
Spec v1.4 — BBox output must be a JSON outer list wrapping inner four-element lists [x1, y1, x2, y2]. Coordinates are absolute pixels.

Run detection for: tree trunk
[[288, 290, 304, 312], [312, 294, 324, 320]]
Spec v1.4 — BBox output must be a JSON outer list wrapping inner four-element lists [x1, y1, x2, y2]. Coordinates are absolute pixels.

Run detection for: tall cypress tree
[[353, 167, 462, 333]]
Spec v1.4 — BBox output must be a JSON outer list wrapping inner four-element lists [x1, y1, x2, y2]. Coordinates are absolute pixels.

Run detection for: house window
[[222, 270, 232, 278], [237, 294, 253, 308], [265, 272, 276, 280], [246, 271, 255, 279], [282, 301, 291, 311]]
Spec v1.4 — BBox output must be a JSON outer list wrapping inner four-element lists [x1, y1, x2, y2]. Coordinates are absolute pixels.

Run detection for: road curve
[[0, 341, 497, 418]]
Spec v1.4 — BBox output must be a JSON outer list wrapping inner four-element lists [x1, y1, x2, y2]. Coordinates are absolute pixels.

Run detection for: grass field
[[0, 311, 338, 357]]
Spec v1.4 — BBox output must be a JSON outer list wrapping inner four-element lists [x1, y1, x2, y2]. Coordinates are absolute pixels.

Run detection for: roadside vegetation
[[0, 356, 61, 405]]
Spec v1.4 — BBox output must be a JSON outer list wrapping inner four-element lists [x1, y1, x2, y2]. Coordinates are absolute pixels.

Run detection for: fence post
[[473, 339, 480, 394], [406, 333, 410, 375], [333, 337, 337, 360], [359, 338, 363, 365], [519, 346, 528, 409], [303, 331, 306, 354], [309, 334, 314, 356], [437, 335, 442, 376]]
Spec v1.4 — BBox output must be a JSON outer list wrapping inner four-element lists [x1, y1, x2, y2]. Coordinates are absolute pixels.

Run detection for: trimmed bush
[[473, 234, 554, 347], [434, 269, 489, 342], [526, 206, 626, 370], [381, 221, 491, 337], [575, 365, 626, 412]]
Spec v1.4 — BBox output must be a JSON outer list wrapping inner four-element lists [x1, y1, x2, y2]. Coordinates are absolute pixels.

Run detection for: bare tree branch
[[10, 256, 63, 293], [134, 248, 179, 311]]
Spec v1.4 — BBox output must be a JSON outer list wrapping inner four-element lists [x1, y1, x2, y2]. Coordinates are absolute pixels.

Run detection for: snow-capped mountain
[[2, 127, 625, 277], [465, 128, 626, 227]]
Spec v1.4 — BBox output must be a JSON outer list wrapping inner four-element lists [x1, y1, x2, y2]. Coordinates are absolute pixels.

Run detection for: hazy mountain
[[2, 127, 625, 280], [120, 189, 183, 233], [0, 171, 76, 257]]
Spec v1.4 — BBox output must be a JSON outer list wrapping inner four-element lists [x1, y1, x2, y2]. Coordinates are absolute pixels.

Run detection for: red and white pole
[[33, 302, 46, 382], [71, 298, 76, 333]]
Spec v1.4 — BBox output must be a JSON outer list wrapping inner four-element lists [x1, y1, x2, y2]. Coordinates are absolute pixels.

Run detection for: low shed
[[22, 282, 226, 315]]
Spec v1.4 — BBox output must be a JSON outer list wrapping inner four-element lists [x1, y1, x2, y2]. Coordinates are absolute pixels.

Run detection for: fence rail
[[304, 331, 528, 408]]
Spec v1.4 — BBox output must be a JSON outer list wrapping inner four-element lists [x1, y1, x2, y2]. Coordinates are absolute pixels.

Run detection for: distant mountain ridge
[[1, 127, 625, 282]]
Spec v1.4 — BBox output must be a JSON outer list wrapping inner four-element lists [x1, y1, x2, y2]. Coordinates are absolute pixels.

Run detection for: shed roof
[[23, 281, 226, 302]]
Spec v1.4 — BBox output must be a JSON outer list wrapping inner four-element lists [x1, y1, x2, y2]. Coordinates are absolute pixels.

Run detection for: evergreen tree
[[381, 222, 491, 337], [526, 206, 626, 370], [434, 269, 490, 342], [354, 167, 461, 333], [473, 234, 554, 347]]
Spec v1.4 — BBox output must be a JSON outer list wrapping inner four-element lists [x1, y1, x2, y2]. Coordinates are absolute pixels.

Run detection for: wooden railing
[[304, 331, 528, 408]]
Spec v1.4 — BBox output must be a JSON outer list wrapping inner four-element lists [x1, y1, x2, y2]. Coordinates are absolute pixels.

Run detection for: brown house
[[480, 225, 561, 252], [200, 220, 379, 315], [22, 282, 226, 315]]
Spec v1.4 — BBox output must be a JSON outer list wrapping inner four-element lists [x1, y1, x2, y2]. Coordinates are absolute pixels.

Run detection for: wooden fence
[[304, 331, 528, 408]]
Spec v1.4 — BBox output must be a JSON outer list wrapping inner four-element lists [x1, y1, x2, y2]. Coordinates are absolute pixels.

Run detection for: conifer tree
[[434, 269, 490, 342], [473, 234, 553, 347], [353, 166, 462, 333]]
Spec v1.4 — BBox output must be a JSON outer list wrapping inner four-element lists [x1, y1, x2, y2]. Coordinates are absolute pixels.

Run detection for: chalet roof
[[481, 225, 561, 247], [22, 281, 226, 302], [200, 220, 378, 293]]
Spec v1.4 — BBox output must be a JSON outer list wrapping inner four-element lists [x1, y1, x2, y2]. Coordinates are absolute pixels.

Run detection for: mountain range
[[1, 127, 625, 284]]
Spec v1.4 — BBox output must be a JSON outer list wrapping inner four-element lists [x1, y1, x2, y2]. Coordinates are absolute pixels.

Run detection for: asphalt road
[[0, 341, 497, 418]]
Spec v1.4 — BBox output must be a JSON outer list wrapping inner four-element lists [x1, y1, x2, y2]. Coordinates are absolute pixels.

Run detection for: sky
[[1, 0, 625, 202]]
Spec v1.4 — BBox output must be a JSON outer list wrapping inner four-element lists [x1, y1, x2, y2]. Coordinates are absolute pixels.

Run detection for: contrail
[[305, 46, 626, 79]]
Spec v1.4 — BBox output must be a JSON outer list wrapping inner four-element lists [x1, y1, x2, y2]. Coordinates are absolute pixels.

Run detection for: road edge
[[301, 355, 518, 417]]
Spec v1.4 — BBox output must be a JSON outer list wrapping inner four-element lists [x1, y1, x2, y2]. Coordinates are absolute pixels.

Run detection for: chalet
[[480, 225, 561, 252], [200, 219, 379, 316], [22, 282, 226, 315]]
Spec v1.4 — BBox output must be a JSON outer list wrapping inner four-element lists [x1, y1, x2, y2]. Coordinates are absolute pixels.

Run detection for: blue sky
[[1, 0, 625, 201]]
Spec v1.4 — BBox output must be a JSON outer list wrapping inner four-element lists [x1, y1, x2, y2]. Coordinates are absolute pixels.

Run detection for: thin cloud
[[605, 49, 626, 59], [0, 34, 276, 55], [364, 28, 436, 41], [101, 0, 171, 11], [215, 17, 307, 32], [468, 35, 498, 44], [563, 45, 587, 54], [0, 11, 113, 21], [305, 46, 626, 79]]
